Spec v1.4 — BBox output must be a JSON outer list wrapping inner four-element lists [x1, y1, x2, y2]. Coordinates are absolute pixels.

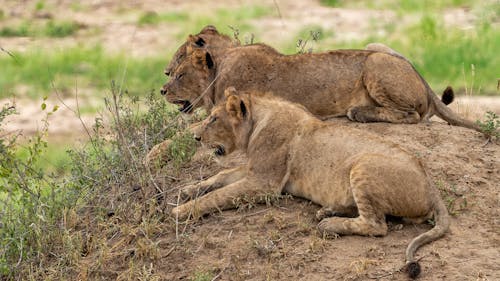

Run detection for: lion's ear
[[191, 50, 214, 70], [226, 95, 247, 120], [188, 35, 206, 47], [224, 87, 237, 98], [200, 25, 218, 35]]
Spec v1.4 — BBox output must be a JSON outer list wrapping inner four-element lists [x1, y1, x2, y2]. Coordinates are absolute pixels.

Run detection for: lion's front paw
[[171, 205, 190, 221], [315, 207, 337, 221], [179, 184, 202, 200], [144, 140, 173, 168], [317, 218, 342, 238]]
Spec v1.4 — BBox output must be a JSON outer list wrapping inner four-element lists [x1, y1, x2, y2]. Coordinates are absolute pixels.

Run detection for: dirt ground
[[162, 121, 499, 281], [70, 119, 499, 281]]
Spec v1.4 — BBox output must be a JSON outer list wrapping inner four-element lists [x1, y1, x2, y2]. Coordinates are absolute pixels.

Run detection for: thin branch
[[272, 0, 286, 28], [0, 45, 18, 62]]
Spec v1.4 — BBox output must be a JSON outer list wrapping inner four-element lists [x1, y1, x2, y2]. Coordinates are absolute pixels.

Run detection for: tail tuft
[[407, 261, 421, 279], [441, 86, 454, 105]]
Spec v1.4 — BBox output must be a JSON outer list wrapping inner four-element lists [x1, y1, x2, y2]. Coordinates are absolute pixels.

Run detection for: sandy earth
[[160, 120, 500, 281], [64, 119, 499, 281]]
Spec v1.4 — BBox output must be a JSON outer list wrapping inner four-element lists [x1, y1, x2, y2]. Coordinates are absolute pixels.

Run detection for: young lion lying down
[[172, 87, 450, 279]]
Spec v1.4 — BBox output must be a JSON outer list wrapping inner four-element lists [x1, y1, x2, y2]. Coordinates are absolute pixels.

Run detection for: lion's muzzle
[[214, 145, 225, 156], [160, 84, 168, 96]]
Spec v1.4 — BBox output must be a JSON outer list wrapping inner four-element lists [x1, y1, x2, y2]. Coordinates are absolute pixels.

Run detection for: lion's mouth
[[172, 100, 193, 113], [213, 145, 225, 156]]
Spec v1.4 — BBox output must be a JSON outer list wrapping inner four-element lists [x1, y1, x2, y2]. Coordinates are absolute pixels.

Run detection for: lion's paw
[[347, 107, 368, 123], [315, 207, 338, 221], [144, 140, 173, 168], [171, 205, 189, 221], [317, 217, 343, 238], [179, 184, 202, 200]]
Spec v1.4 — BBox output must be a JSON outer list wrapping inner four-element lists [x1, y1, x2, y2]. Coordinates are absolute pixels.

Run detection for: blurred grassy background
[[0, 0, 498, 100]]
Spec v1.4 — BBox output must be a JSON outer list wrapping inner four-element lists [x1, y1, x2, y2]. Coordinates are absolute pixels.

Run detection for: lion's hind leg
[[318, 159, 390, 237], [347, 105, 420, 124], [317, 203, 388, 237]]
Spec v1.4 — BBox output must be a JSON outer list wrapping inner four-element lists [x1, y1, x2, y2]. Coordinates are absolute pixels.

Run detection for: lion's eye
[[176, 73, 184, 80], [209, 116, 217, 123]]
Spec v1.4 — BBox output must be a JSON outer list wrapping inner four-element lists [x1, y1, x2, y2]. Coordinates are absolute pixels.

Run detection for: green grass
[[35, 0, 46, 11], [0, 20, 81, 38], [44, 20, 80, 37], [376, 15, 500, 93], [173, 5, 272, 40], [320, 0, 475, 10], [0, 9, 5, 21], [287, 12, 499, 94], [190, 271, 215, 281], [0, 22, 31, 37], [15, 142, 72, 175], [137, 5, 270, 39], [137, 11, 189, 25], [0, 45, 167, 99], [320, 0, 342, 7]]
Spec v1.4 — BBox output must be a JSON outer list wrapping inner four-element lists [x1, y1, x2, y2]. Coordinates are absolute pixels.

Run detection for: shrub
[[0, 102, 65, 278], [476, 111, 500, 141], [1, 85, 197, 278]]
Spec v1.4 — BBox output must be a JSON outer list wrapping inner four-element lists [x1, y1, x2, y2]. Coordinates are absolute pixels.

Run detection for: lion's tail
[[428, 87, 483, 133], [404, 56, 482, 133], [404, 178, 450, 279], [440, 86, 454, 105]]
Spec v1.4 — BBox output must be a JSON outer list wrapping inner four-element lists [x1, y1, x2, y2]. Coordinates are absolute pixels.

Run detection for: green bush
[[0, 102, 66, 277], [476, 111, 500, 141], [1, 86, 197, 278]]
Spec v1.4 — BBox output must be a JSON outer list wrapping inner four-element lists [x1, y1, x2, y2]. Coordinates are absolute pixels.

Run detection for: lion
[[172, 87, 450, 279], [164, 26, 417, 78], [147, 26, 459, 166], [161, 37, 480, 133]]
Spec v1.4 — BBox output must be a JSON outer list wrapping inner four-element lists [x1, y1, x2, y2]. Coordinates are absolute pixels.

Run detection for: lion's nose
[[194, 135, 201, 141], [160, 86, 167, 96]]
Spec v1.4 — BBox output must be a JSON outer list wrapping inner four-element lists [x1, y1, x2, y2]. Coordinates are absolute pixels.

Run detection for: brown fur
[[162, 34, 480, 131], [173, 88, 450, 278], [165, 26, 414, 79]]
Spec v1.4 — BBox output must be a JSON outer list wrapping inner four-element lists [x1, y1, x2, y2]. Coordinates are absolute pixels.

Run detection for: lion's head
[[164, 25, 234, 76], [161, 49, 216, 113], [193, 87, 253, 156]]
